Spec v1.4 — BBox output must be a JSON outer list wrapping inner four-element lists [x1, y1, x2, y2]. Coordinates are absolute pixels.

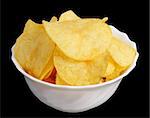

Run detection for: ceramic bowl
[[11, 25, 139, 113]]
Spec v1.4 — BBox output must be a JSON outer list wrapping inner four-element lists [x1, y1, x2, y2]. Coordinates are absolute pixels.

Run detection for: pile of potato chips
[[14, 10, 136, 86]]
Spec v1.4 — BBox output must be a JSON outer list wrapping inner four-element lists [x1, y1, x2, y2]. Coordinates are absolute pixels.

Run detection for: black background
[[1, 0, 149, 117]]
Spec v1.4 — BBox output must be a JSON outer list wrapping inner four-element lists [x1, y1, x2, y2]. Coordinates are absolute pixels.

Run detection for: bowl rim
[[11, 25, 139, 90]]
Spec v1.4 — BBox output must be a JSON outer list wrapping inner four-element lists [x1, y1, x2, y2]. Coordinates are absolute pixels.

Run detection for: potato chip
[[99, 77, 107, 84], [50, 16, 58, 22], [13, 10, 137, 86], [14, 19, 55, 80], [43, 68, 57, 84], [108, 36, 136, 67], [103, 61, 115, 77], [105, 58, 127, 81], [53, 47, 102, 86], [99, 79, 104, 84], [39, 16, 57, 78], [43, 19, 112, 60], [106, 70, 120, 81], [102, 17, 108, 23], [93, 53, 110, 77], [59, 10, 80, 22], [56, 74, 69, 85], [106, 65, 125, 81], [92, 52, 116, 77], [40, 57, 54, 79]]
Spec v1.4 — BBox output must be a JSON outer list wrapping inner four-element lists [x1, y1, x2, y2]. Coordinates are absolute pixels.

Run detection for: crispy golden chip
[[14, 10, 137, 86], [56, 74, 69, 85], [14, 19, 55, 80], [106, 65, 126, 81], [59, 10, 80, 22], [108, 36, 136, 67], [50, 16, 58, 22], [99, 78, 104, 84], [43, 19, 112, 60], [102, 17, 108, 23], [40, 58, 54, 79], [103, 61, 115, 77], [105, 58, 127, 81], [93, 52, 116, 77], [99, 77, 108, 83], [41, 16, 57, 78], [106, 69, 120, 81], [54, 47, 102, 86], [93, 53, 110, 77]]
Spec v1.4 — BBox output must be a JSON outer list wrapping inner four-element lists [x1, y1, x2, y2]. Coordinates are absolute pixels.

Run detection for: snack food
[[59, 10, 80, 22], [108, 36, 136, 67], [43, 18, 112, 61], [53, 47, 102, 85], [14, 10, 137, 86], [56, 74, 69, 85], [14, 20, 55, 80]]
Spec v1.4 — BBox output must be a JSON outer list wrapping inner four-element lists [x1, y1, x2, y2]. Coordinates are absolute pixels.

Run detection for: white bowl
[[11, 25, 139, 113]]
